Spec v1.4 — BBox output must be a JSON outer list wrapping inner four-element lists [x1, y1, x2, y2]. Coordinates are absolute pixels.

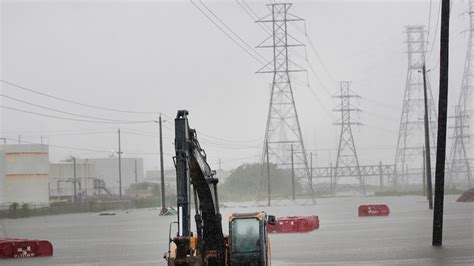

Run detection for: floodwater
[[1, 195, 473, 265]]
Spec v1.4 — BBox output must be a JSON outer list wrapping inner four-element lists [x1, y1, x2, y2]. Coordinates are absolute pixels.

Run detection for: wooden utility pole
[[291, 144, 295, 201], [73, 156, 77, 203], [310, 152, 314, 198], [118, 129, 122, 199], [159, 114, 167, 214], [134, 159, 138, 183], [379, 161, 384, 191], [329, 162, 333, 195], [422, 64, 433, 209], [423, 148, 426, 197], [433, 0, 450, 247], [266, 140, 271, 206]]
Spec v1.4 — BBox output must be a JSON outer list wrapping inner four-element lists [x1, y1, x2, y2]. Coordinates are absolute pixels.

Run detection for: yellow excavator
[[164, 110, 275, 266]]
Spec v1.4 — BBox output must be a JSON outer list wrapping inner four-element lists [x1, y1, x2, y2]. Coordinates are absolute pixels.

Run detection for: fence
[[0, 198, 165, 219]]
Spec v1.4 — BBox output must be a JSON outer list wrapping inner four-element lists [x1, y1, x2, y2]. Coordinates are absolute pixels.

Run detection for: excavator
[[164, 110, 275, 266]]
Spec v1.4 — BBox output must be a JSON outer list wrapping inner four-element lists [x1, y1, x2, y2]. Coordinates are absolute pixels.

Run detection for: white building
[[50, 157, 144, 197], [87, 157, 144, 195], [0, 144, 50, 205], [145, 169, 176, 194], [0, 148, 5, 204], [49, 160, 97, 199]]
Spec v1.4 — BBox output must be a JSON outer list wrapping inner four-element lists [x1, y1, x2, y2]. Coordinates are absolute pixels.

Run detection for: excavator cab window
[[231, 218, 261, 253], [229, 217, 267, 265]]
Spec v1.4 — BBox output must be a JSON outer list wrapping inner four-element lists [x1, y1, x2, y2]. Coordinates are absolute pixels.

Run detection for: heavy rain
[[0, 0, 473, 265]]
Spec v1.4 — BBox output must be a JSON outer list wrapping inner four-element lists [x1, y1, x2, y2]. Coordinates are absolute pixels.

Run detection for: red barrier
[[268, 215, 319, 233], [358, 204, 390, 217], [0, 238, 53, 259]]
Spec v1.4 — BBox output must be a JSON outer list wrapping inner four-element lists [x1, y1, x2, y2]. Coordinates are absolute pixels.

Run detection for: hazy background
[[0, 0, 469, 174]]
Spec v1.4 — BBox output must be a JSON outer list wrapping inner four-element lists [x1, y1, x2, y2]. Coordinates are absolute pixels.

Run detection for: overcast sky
[[0, 0, 470, 176]]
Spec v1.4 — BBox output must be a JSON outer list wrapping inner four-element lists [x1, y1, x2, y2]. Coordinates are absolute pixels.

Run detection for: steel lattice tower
[[448, 0, 474, 187], [256, 3, 315, 202], [333, 81, 364, 195], [394, 26, 437, 188], [448, 106, 472, 186]]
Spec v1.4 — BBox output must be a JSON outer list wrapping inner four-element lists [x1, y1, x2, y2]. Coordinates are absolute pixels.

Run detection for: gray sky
[[0, 0, 469, 174]]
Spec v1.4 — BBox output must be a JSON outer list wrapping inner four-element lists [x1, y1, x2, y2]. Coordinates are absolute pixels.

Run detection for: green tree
[[220, 163, 302, 201]]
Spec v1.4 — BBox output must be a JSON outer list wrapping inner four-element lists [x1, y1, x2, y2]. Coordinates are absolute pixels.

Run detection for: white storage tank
[[0, 148, 5, 204], [4, 144, 49, 205]]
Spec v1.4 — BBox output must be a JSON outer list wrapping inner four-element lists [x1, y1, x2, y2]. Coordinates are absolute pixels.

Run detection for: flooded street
[[1, 195, 473, 265]]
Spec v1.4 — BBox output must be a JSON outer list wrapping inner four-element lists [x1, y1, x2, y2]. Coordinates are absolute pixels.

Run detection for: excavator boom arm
[[174, 110, 226, 264]]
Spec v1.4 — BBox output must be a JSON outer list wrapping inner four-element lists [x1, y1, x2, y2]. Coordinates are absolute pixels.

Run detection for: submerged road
[[1, 195, 473, 265]]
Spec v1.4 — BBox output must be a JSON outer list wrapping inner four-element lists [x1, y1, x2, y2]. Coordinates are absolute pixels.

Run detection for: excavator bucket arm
[[173, 110, 226, 265]]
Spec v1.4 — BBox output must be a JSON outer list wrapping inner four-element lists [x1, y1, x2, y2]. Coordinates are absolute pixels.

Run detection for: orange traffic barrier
[[268, 215, 319, 233], [0, 238, 53, 259], [358, 204, 390, 217]]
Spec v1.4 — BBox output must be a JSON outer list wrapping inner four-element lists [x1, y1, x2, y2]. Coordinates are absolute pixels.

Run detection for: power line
[[427, 0, 434, 42], [360, 97, 400, 111], [291, 21, 336, 83], [0, 93, 154, 123], [0, 80, 159, 115], [427, 0, 443, 62], [120, 129, 174, 141], [364, 110, 399, 122], [0, 105, 154, 124], [2, 127, 117, 134], [198, 0, 266, 63], [190, 0, 266, 65], [2, 137, 111, 153], [291, 78, 335, 120], [235, 0, 272, 35], [2, 137, 173, 157], [35, 131, 112, 137]]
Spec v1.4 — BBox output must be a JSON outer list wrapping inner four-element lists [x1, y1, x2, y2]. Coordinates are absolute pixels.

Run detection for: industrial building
[[50, 157, 144, 198], [0, 148, 5, 204], [145, 169, 176, 192], [86, 157, 144, 195], [49, 160, 97, 201], [0, 144, 50, 205]]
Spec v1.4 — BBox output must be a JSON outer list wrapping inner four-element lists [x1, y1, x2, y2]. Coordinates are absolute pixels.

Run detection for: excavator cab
[[228, 212, 275, 266]]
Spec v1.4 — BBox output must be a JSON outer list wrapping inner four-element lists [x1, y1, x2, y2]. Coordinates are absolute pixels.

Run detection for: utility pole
[[266, 139, 271, 206], [158, 114, 168, 215], [423, 148, 426, 197], [257, 3, 315, 203], [134, 159, 138, 183], [73, 156, 77, 204], [117, 128, 122, 199], [291, 144, 295, 201], [329, 162, 333, 195], [57, 180, 60, 201], [433, 0, 450, 247], [310, 152, 313, 197], [422, 64, 433, 210], [379, 161, 384, 191]]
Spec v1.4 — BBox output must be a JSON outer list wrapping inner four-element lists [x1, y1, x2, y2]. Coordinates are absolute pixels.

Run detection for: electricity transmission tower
[[448, 106, 472, 186], [333, 81, 364, 195], [256, 3, 315, 203], [448, 0, 473, 187], [394, 25, 437, 188]]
